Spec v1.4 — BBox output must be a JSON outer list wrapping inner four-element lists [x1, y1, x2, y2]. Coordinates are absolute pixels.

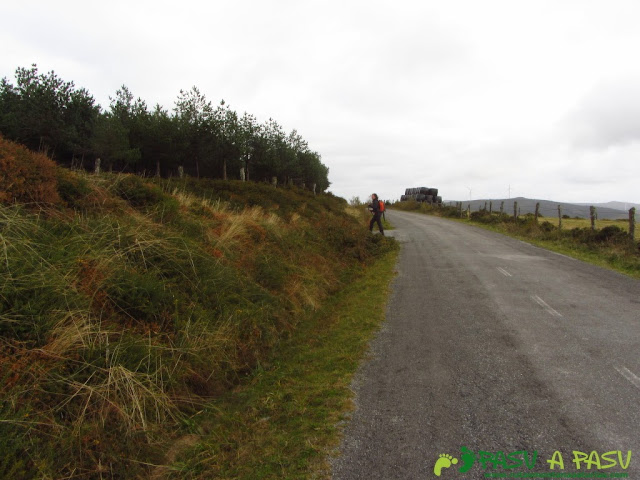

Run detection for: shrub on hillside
[[594, 225, 629, 244], [539, 221, 556, 233], [113, 174, 165, 207], [0, 136, 61, 205], [470, 211, 504, 224], [566, 225, 634, 249], [112, 174, 179, 222], [56, 168, 92, 205]]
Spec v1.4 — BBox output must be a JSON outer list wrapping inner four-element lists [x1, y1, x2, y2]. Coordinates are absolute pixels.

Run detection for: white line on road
[[531, 295, 563, 318], [496, 267, 512, 277], [615, 366, 640, 391]]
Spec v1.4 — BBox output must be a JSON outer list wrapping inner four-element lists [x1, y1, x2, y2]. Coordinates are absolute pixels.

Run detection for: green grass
[[381, 214, 394, 231], [164, 248, 399, 479]]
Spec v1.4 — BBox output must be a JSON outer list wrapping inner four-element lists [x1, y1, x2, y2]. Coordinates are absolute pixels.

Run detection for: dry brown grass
[[0, 136, 61, 205]]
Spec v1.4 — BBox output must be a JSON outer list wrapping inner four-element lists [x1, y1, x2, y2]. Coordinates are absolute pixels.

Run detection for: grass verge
[[164, 248, 399, 479]]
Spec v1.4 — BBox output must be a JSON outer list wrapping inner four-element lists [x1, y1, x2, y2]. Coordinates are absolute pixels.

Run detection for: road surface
[[332, 210, 640, 480]]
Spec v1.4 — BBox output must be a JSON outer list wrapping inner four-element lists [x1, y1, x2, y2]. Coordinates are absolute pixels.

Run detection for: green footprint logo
[[433, 453, 458, 476], [459, 446, 475, 473]]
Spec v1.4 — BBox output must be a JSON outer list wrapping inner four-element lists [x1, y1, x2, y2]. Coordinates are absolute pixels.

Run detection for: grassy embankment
[[391, 200, 640, 279], [0, 137, 398, 479]]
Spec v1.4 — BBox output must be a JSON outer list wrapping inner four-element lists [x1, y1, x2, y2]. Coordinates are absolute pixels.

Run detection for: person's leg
[[376, 214, 384, 234], [369, 216, 375, 231]]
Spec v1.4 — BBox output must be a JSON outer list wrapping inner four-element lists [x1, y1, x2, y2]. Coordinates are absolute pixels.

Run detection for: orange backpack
[[378, 200, 385, 212]]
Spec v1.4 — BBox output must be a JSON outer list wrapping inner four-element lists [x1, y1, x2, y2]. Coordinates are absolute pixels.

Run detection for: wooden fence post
[[94, 158, 101, 175], [535, 202, 540, 223], [513, 201, 518, 222], [590, 206, 596, 231], [489, 201, 493, 214], [558, 205, 562, 230], [500, 201, 504, 215], [178, 166, 184, 178], [630, 207, 636, 240]]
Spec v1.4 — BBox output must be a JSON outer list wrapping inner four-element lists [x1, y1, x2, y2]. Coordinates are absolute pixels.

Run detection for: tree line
[[0, 65, 329, 191]]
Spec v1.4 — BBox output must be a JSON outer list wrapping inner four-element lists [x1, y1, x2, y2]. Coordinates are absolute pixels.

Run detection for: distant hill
[[575, 201, 640, 212], [446, 197, 637, 220]]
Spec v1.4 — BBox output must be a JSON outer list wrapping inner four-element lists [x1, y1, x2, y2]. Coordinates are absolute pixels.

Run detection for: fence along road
[[331, 210, 640, 480]]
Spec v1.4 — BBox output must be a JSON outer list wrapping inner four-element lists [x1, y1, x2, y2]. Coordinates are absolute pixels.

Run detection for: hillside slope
[[575, 201, 640, 211], [0, 137, 395, 478]]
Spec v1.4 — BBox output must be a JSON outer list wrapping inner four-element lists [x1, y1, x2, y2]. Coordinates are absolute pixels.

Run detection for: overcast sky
[[3, 0, 640, 203]]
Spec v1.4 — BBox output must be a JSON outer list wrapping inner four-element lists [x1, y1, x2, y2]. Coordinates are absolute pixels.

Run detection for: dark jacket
[[369, 198, 381, 215]]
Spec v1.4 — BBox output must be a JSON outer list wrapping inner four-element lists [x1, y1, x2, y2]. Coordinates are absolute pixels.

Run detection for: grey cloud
[[564, 77, 640, 149]]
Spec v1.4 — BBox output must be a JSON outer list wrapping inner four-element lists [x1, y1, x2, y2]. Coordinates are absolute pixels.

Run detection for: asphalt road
[[331, 210, 640, 480]]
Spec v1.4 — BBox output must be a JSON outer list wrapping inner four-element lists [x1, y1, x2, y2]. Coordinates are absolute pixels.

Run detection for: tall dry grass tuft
[[41, 311, 110, 358], [205, 205, 267, 251], [286, 277, 323, 311], [214, 215, 248, 249], [58, 362, 180, 437]]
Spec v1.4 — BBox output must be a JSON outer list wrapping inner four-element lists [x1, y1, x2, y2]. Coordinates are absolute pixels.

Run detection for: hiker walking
[[368, 193, 384, 235]]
